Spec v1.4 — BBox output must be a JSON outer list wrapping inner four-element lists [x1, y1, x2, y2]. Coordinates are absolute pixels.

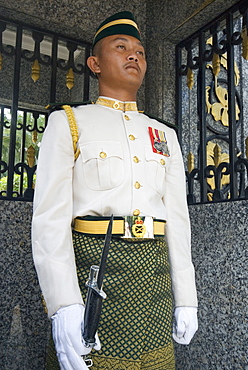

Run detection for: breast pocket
[[79, 141, 124, 191], [145, 146, 167, 196]]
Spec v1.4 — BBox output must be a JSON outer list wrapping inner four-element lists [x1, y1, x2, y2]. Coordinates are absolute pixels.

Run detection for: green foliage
[[0, 109, 44, 196], [0, 175, 7, 191], [0, 173, 36, 193], [1, 110, 45, 165]]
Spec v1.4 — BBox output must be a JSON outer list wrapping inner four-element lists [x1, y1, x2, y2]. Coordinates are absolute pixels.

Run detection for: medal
[[148, 127, 170, 157]]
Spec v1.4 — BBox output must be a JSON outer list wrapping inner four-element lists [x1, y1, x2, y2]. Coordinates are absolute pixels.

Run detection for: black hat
[[93, 11, 141, 47]]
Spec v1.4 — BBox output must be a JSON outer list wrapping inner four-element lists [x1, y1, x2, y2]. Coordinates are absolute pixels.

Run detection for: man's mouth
[[125, 63, 140, 72]]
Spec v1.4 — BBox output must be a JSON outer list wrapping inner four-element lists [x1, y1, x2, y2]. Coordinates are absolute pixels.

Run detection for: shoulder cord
[[62, 105, 80, 161]]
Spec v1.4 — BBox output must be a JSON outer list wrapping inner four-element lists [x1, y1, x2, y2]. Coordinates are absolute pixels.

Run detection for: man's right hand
[[51, 304, 101, 369]]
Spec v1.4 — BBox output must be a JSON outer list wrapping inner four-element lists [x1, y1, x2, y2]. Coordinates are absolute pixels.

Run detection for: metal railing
[[0, 104, 47, 199], [0, 17, 92, 200], [176, 0, 248, 204]]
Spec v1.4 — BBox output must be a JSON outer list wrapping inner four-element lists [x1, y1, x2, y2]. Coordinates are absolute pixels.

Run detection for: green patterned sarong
[[46, 232, 175, 370]]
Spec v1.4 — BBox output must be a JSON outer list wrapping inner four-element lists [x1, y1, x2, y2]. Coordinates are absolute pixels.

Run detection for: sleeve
[[32, 109, 83, 317], [163, 129, 198, 307]]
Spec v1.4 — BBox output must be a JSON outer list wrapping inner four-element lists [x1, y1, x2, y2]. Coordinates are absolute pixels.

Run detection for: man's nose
[[128, 54, 138, 62]]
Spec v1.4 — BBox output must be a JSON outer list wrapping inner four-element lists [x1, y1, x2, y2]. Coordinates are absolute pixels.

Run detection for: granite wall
[[176, 200, 248, 369], [1, 199, 247, 369], [0, 200, 49, 370]]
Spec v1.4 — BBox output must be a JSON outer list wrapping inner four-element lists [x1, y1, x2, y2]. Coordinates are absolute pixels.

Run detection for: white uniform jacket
[[32, 98, 198, 317]]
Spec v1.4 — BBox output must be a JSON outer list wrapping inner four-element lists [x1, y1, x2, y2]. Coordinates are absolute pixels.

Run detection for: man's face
[[92, 34, 147, 93]]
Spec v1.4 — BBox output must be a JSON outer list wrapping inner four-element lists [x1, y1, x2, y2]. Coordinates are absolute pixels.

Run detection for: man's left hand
[[172, 306, 198, 345]]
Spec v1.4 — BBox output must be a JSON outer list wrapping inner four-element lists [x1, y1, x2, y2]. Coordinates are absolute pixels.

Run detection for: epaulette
[[143, 112, 177, 130], [45, 100, 93, 112]]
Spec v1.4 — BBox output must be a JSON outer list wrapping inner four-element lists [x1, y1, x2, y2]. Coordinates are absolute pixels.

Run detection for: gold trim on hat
[[96, 97, 138, 112], [94, 19, 140, 40]]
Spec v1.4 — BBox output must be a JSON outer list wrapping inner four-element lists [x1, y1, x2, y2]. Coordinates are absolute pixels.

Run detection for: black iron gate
[[0, 17, 92, 200], [176, 0, 248, 204]]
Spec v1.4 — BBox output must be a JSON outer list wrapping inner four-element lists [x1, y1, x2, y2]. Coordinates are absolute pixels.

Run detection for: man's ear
[[87, 56, 101, 74]]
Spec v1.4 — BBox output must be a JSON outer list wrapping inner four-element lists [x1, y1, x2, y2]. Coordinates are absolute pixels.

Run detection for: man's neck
[[99, 87, 137, 102]]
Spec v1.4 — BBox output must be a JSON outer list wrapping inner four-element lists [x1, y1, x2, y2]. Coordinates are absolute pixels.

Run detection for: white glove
[[51, 304, 101, 370], [172, 306, 198, 345]]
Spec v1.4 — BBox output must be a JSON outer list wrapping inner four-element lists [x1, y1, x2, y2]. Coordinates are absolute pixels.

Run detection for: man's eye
[[137, 51, 145, 56], [117, 45, 125, 49]]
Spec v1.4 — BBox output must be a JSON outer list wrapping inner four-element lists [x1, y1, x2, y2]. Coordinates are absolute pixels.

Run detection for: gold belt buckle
[[122, 216, 154, 239]]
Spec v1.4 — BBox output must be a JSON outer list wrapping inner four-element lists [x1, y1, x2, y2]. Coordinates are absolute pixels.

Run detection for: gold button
[[134, 181, 141, 189], [124, 115, 130, 121], [99, 151, 107, 159], [129, 134, 135, 141], [160, 158, 165, 165], [113, 101, 120, 110], [133, 209, 140, 216], [133, 156, 140, 163]]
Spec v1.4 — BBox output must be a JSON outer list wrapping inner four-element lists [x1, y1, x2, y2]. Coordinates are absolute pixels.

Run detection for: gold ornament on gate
[[206, 141, 230, 196], [32, 59, 40, 82], [206, 39, 240, 128], [242, 25, 248, 60], [27, 145, 35, 167], [212, 53, 220, 77], [32, 129, 38, 144], [66, 68, 74, 90], [187, 152, 195, 173], [187, 67, 194, 90]]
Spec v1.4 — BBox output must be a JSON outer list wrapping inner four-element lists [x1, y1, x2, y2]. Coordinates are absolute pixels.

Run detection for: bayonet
[[83, 215, 113, 348]]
